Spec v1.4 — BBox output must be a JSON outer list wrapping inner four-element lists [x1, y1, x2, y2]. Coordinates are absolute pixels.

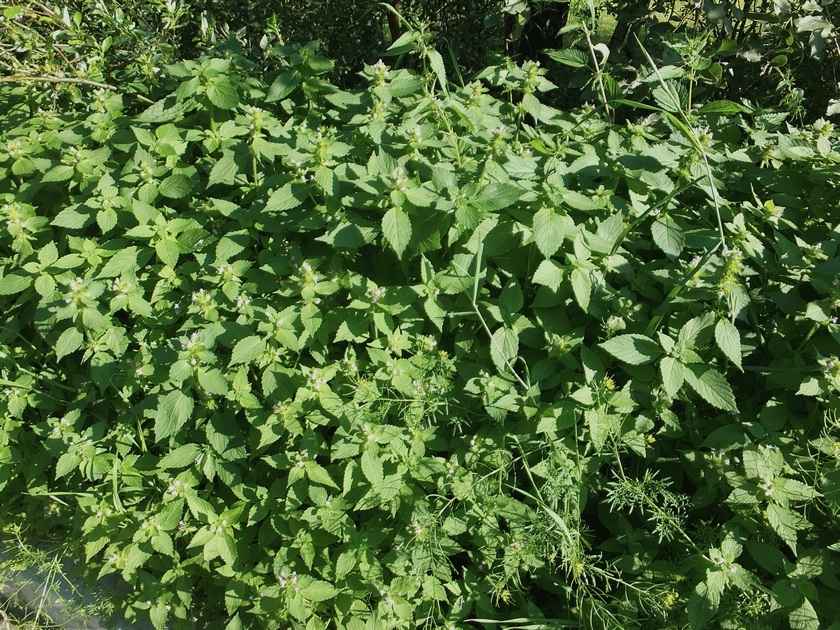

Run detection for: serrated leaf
[[155, 390, 195, 441], [266, 70, 300, 102], [0, 272, 33, 295], [230, 335, 264, 365], [156, 238, 180, 267], [56, 327, 84, 360], [697, 99, 746, 114], [42, 164, 75, 182], [55, 452, 81, 479], [159, 443, 202, 469], [684, 364, 738, 412], [301, 579, 337, 602], [651, 214, 685, 258], [306, 462, 339, 489], [789, 598, 819, 630], [52, 207, 92, 229], [600, 334, 661, 365], [533, 207, 567, 258], [490, 327, 519, 373], [206, 78, 238, 109], [660, 356, 685, 398], [208, 151, 238, 187], [158, 174, 193, 199], [265, 183, 307, 212], [473, 183, 522, 211], [766, 503, 802, 553], [715, 319, 742, 370], [198, 368, 229, 395], [570, 268, 591, 311], [382, 206, 412, 258], [545, 48, 589, 68], [315, 166, 337, 198], [360, 449, 383, 486], [532, 259, 564, 290], [335, 551, 356, 581], [98, 247, 141, 277], [427, 49, 447, 92]]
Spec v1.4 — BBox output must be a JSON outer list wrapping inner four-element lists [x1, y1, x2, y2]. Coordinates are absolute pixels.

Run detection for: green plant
[[1, 20, 840, 630]]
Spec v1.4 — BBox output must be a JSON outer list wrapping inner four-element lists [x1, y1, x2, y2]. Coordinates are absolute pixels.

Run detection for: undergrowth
[[0, 14, 839, 630]]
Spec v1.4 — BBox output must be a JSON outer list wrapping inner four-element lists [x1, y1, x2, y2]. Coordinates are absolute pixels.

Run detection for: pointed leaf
[[382, 207, 412, 258], [0, 272, 33, 295], [684, 364, 738, 412], [208, 151, 238, 187], [230, 335, 264, 365], [571, 268, 591, 311], [158, 174, 193, 199], [56, 327, 84, 360], [533, 207, 567, 258], [715, 319, 742, 370], [155, 390, 195, 441], [600, 334, 662, 365], [651, 214, 685, 258], [660, 356, 685, 398], [265, 183, 308, 212], [532, 259, 563, 291], [490, 327, 519, 373]]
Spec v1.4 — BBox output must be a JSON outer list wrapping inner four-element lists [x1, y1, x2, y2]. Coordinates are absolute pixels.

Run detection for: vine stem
[[0, 75, 155, 104]]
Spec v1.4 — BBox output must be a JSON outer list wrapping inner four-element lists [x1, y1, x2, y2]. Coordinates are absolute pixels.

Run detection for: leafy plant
[[1, 19, 840, 630]]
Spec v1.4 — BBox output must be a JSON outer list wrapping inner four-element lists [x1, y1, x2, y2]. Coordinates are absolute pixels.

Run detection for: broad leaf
[[684, 364, 738, 412], [382, 207, 412, 258], [533, 207, 567, 258], [600, 334, 661, 365]]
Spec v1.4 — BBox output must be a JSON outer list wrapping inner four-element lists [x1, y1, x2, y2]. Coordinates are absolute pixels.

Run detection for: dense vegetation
[[1, 1, 839, 628]]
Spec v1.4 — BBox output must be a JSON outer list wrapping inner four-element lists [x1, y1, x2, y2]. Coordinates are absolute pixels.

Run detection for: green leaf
[[361, 449, 383, 486], [651, 214, 685, 258], [0, 272, 33, 295], [570, 268, 591, 312], [52, 207, 91, 229], [532, 207, 567, 258], [198, 368, 229, 395], [158, 174, 193, 199], [532, 259, 563, 291], [789, 598, 820, 630], [208, 151, 238, 187], [155, 390, 195, 441], [265, 183, 307, 212], [159, 444, 202, 469], [490, 327, 519, 373], [660, 357, 685, 398], [206, 78, 239, 109], [714, 319, 742, 370], [230, 336, 264, 366], [156, 237, 180, 267], [684, 365, 738, 412], [688, 577, 722, 629], [382, 207, 412, 258], [56, 327, 84, 360], [306, 462, 339, 489], [766, 503, 803, 554], [427, 49, 447, 91], [98, 247, 141, 277], [545, 48, 589, 68], [335, 551, 356, 581], [301, 579, 337, 602], [55, 452, 81, 479], [600, 334, 662, 365], [697, 99, 746, 114], [42, 164, 75, 182], [266, 70, 301, 102], [473, 183, 522, 211]]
